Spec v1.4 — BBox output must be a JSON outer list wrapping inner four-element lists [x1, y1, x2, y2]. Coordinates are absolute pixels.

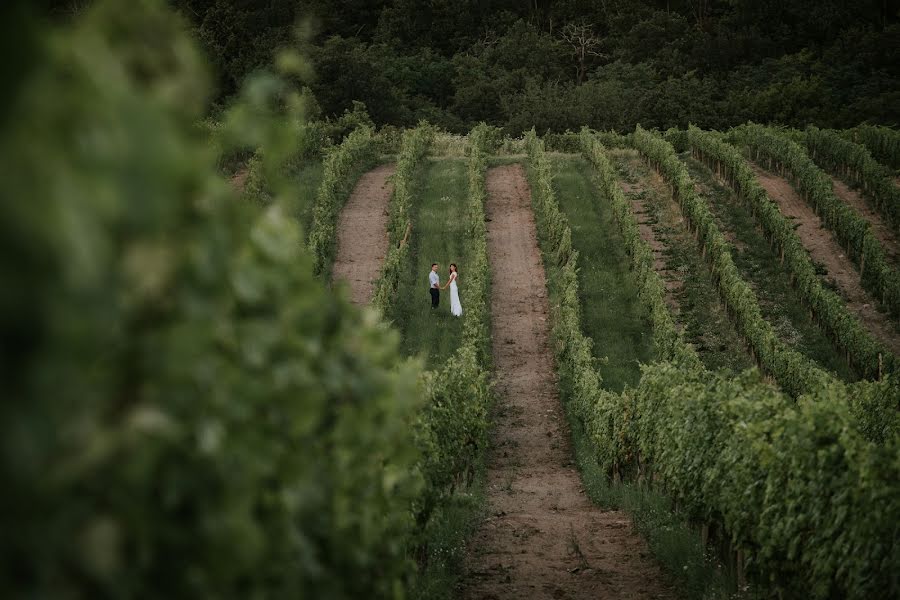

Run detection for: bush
[[1, 2, 427, 597]]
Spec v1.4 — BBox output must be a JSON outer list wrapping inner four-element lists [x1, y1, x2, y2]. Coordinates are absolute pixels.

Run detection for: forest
[[180, 0, 899, 131], [33, 1, 900, 132]]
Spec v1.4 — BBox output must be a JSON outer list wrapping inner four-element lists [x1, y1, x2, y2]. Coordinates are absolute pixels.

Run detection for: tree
[[561, 22, 604, 85]]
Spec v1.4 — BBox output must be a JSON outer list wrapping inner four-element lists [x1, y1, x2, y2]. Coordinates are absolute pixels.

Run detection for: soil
[[461, 164, 675, 600], [829, 177, 900, 263], [230, 167, 249, 191], [752, 164, 900, 354], [331, 163, 396, 304]]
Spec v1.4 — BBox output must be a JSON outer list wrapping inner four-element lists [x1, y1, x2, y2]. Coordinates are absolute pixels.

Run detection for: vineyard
[[3, 2, 899, 600]]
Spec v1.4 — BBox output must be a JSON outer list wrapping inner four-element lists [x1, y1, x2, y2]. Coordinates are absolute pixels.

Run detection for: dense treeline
[[34, 1, 899, 133], [156, 0, 900, 132]]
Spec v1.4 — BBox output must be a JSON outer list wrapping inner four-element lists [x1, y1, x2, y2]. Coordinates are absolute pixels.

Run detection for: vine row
[[308, 125, 378, 276], [530, 132, 900, 599], [371, 124, 434, 313], [728, 123, 900, 319], [630, 126, 834, 398], [803, 126, 900, 235], [844, 124, 900, 171], [684, 125, 897, 381]]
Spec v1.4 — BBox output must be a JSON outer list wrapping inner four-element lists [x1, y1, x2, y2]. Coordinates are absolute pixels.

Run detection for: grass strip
[[549, 155, 656, 392]]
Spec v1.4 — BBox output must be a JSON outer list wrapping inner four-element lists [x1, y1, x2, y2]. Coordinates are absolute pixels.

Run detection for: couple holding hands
[[429, 263, 462, 317]]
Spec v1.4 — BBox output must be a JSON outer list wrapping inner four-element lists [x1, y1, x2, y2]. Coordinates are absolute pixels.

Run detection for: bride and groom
[[429, 263, 462, 317]]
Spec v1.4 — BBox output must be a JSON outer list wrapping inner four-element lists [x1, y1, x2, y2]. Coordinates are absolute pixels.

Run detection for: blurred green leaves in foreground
[[0, 0, 426, 596]]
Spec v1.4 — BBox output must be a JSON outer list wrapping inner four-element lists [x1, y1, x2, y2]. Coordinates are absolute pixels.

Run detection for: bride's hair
[[450, 263, 457, 274]]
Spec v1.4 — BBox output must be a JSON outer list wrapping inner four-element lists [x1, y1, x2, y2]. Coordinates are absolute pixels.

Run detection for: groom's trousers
[[430, 288, 439, 308]]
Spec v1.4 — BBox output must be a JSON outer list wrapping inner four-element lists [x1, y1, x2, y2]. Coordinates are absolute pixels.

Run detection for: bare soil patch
[[829, 177, 900, 263], [230, 166, 249, 191], [462, 163, 675, 600], [331, 163, 396, 304], [752, 164, 900, 353]]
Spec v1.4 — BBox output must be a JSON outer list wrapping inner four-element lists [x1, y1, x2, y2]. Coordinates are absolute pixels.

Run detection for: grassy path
[[610, 149, 754, 374], [550, 155, 655, 392], [394, 158, 471, 366], [682, 154, 859, 381]]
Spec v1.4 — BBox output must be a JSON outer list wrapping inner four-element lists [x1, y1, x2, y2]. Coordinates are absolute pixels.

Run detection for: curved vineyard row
[[844, 124, 900, 172], [804, 126, 900, 235], [683, 126, 897, 381], [629, 126, 835, 398], [729, 124, 900, 319]]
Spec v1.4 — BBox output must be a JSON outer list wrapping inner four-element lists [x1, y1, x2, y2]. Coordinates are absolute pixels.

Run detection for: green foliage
[[685, 125, 897, 382], [174, 2, 900, 133], [536, 132, 900, 600], [845, 124, 900, 171], [578, 130, 700, 368], [372, 123, 435, 313], [431, 131, 471, 157], [728, 123, 900, 320], [630, 126, 836, 398], [630, 364, 900, 600], [1, 1, 427, 597], [804, 126, 900, 234], [307, 125, 378, 276], [542, 131, 581, 153]]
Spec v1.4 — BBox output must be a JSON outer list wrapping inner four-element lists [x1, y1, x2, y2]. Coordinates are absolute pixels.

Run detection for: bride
[[443, 263, 463, 317]]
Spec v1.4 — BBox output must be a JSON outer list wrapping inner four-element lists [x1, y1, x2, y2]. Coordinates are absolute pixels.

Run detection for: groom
[[429, 263, 440, 309]]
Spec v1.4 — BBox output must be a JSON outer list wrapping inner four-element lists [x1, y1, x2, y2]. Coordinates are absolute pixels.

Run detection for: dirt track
[[331, 163, 396, 304], [752, 164, 900, 354], [461, 163, 675, 600]]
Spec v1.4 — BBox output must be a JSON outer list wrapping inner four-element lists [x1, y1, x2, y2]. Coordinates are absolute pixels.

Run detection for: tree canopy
[[43, 0, 900, 132]]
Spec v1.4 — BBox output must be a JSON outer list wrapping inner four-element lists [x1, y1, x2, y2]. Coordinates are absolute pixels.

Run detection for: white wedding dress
[[449, 273, 463, 317]]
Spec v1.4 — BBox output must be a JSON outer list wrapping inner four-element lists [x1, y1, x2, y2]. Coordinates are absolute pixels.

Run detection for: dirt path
[[752, 164, 900, 353], [620, 178, 682, 307], [230, 166, 249, 191], [829, 177, 900, 263], [331, 163, 396, 304], [462, 164, 675, 600]]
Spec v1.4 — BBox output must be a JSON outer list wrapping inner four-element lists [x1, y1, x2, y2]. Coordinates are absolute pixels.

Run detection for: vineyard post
[[400, 221, 412, 247]]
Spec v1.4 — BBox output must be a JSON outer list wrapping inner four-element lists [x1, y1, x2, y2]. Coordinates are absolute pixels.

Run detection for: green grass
[[394, 158, 471, 367], [409, 464, 487, 600], [550, 155, 656, 392], [681, 153, 859, 382], [611, 149, 755, 374]]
